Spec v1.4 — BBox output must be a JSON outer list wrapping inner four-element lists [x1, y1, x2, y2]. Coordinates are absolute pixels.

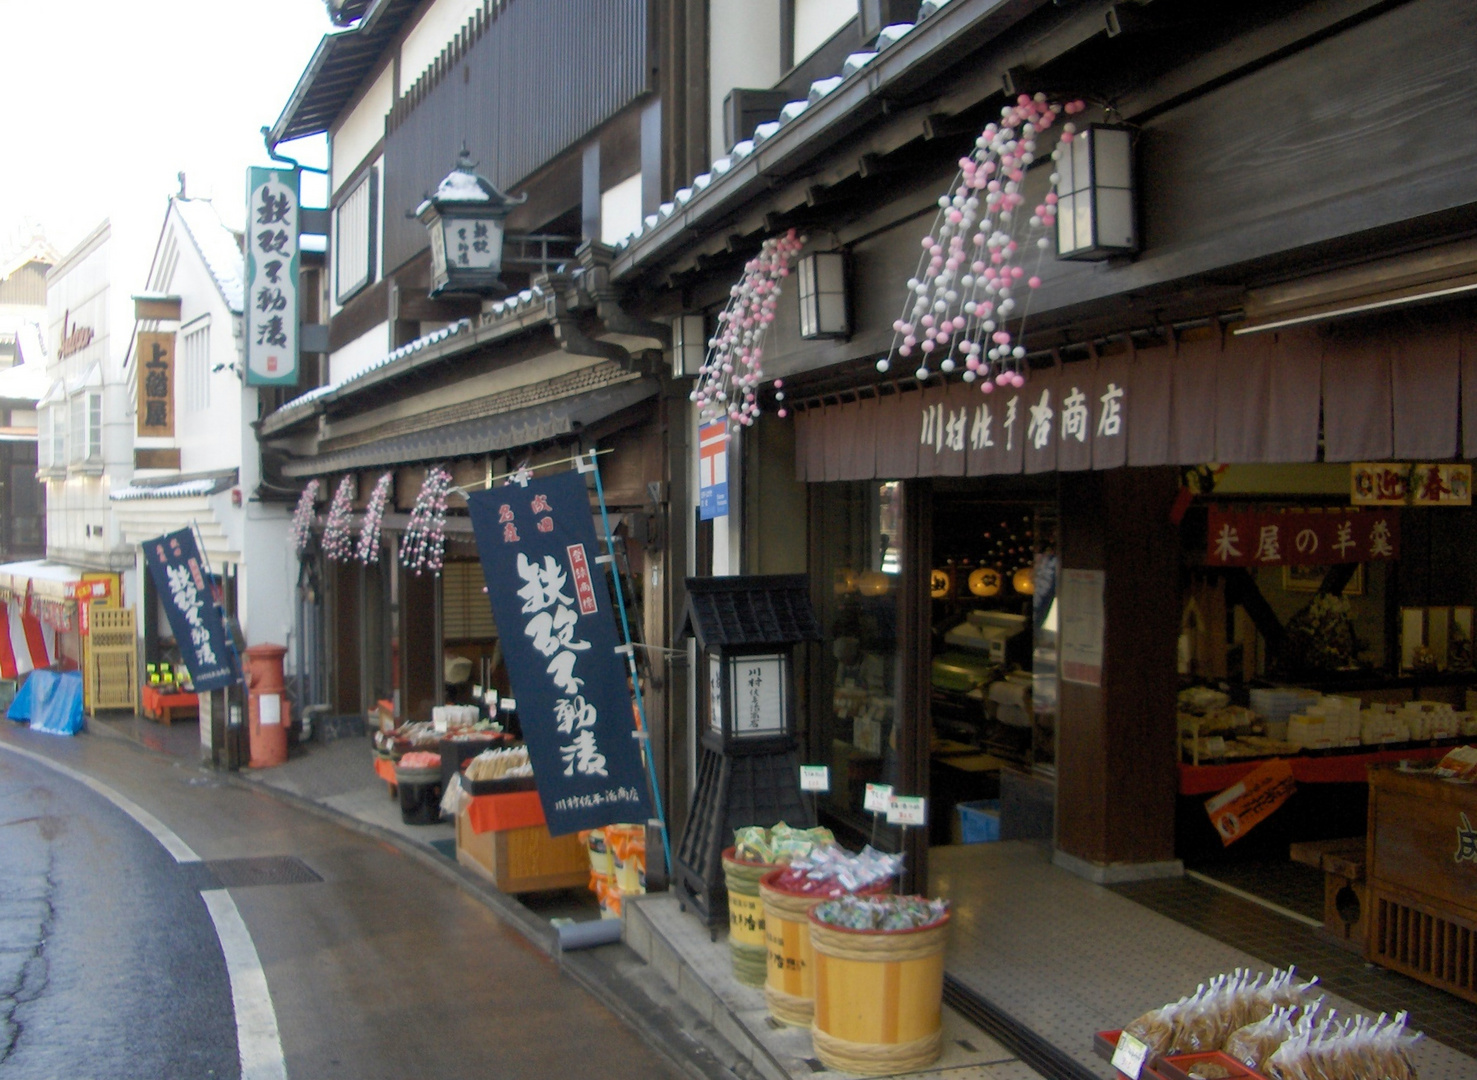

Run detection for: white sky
[[0, 0, 333, 265]]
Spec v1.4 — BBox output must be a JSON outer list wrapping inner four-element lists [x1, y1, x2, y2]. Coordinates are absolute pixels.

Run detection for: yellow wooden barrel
[[808, 909, 951, 1076], [759, 870, 892, 1026], [722, 847, 774, 987]]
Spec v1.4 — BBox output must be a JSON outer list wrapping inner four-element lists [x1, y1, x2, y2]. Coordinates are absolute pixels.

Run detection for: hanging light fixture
[[671, 314, 706, 377], [796, 251, 849, 339], [1055, 124, 1137, 261], [416, 146, 528, 297]]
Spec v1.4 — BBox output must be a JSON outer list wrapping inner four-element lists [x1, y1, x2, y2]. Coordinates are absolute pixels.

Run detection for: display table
[[141, 684, 199, 726], [455, 790, 588, 893], [1178, 744, 1451, 796], [1365, 765, 1477, 1003]]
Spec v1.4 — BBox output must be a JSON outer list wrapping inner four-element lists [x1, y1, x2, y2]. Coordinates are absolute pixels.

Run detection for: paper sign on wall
[[1059, 568, 1105, 687]]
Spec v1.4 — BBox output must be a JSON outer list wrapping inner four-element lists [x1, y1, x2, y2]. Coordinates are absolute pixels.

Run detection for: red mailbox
[[245, 643, 290, 768]]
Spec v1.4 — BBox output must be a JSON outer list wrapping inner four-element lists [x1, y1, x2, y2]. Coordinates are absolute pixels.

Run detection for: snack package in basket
[[1122, 995, 1191, 1057], [1224, 1004, 1298, 1072]]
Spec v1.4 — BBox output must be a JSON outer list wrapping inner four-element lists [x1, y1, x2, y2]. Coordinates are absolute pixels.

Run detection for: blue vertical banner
[[468, 470, 651, 835], [698, 421, 729, 520], [142, 529, 239, 692]]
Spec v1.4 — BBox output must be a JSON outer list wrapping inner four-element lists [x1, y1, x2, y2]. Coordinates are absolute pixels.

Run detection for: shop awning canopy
[[0, 560, 86, 603], [281, 377, 659, 477], [792, 322, 1477, 481]]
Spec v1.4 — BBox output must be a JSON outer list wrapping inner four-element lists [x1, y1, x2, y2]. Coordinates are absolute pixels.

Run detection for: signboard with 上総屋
[[467, 469, 651, 836], [135, 331, 175, 437], [244, 166, 300, 386], [141, 528, 239, 692]]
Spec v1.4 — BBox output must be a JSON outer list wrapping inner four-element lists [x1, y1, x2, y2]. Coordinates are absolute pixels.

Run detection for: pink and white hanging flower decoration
[[290, 479, 321, 557], [401, 465, 452, 576], [355, 472, 393, 565], [321, 476, 357, 563], [882, 95, 1085, 392], [690, 228, 805, 430]]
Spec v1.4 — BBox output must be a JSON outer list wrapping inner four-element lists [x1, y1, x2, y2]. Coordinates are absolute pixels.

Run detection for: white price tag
[[1110, 1030, 1150, 1080], [864, 783, 894, 813], [886, 795, 927, 826], [799, 765, 830, 792]]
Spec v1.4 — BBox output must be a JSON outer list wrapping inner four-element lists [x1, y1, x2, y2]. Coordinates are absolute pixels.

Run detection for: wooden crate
[[455, 810, 588, 893]]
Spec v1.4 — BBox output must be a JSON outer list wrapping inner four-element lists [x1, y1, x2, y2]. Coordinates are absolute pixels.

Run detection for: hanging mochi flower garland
[[880, 94, 1085, 391], [355, 472, 394, 565], [401, 465, 451, 576], [690, 228, 805, 430], [289, 479, 321, 558], [321, 476, 357, 562]]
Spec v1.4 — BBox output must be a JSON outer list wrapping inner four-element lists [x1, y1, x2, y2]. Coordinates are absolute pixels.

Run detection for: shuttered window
[[441, 561, 496, 640], [334, 169, 376, 303]]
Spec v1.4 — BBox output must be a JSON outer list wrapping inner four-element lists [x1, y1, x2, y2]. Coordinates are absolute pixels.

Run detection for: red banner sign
[[1205, 509, 1399, 567], [1206, 759, 1296, 845]]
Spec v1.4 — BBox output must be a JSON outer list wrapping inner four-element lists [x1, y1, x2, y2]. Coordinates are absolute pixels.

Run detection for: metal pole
[[582, 452, 673, 877]]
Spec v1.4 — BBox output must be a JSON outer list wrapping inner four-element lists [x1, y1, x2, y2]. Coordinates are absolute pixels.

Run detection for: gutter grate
[[199, 856, 323, 888]]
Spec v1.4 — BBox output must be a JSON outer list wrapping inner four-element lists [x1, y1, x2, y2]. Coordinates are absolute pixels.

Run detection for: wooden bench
[[1290, 837, 1366, 950]]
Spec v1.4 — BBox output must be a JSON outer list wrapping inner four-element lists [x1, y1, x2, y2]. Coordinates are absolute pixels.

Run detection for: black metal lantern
[[673, 574, 821, 928], [416, 147, 528, 297], [1054, 124, 1137, 261]]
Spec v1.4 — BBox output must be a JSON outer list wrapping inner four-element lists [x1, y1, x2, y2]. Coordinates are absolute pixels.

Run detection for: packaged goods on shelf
[[811, 894, 948, 931], [777, 844, 902, 893], [731, 822, 835, 864], [1121, 967, 1318, 1057], [464, 745, 531, 780]]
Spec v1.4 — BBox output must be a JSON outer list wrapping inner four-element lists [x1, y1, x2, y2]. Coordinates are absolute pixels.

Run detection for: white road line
[[0, 740, 200, 862], [0, 740, 290, 1079], [202, 889, 289, 1080], [1184, 869, 1325, 929]]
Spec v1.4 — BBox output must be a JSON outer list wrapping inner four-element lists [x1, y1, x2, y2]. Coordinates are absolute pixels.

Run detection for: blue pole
[[585, 453, 673, 877]]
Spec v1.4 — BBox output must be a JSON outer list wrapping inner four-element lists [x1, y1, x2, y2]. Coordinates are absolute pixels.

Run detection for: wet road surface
[[0, 724, 684, 1080]]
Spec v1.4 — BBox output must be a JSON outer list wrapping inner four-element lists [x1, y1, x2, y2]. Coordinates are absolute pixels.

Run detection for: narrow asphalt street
[[0, 723, 685, 1080]]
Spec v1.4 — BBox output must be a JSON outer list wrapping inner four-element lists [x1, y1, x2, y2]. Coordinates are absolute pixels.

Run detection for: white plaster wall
[[399, 0, 484, 94], [329, 321, 391, 385], [708, 0, 783, 161], [169, 231, 247, 476], [793, 0, 854, 62], [601, 174, 643, 247], [330, 64, 394, 197]]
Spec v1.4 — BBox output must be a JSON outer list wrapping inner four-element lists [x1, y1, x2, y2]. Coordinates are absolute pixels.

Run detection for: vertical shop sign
[[136, 331, 176, 436], [1059, 568, 1105, 686], [142, 528, 238, 691], [468, 470, 651, 835], [244, 166, 300, 386], [698, 421, 729, 519]]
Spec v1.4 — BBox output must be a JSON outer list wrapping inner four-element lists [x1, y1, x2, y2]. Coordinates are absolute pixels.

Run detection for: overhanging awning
[[282, 377, 659, 477]]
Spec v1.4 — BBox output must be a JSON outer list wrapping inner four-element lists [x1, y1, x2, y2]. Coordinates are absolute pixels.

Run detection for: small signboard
[[799, 765, 830, 792], [698, 421, 729, 520], [887, 795, 927, 826], [135, 331, 175, 437], [863, 782, 894, 813]]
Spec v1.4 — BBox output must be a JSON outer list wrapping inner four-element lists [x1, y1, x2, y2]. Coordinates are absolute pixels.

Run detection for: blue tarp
[[7, 670, 85, 736]]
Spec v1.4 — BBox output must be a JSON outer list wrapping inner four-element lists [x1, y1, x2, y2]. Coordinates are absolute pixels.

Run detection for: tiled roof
[[680, 575, 822, 648], [173, 198, 245, 314], [110, 471, 237, 501], [610, 2, 957, 256]]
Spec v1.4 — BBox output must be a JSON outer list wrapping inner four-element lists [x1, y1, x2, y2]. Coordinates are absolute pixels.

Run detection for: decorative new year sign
[[1205, 509, 1400, 567]]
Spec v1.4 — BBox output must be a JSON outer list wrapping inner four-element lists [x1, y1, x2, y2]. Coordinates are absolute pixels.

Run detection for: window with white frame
[[69, 394, 85, 464], [182, 321, 211, 412], [67, 393, 102, 464], [334, 168, 377, 303], [89, 392, 101, 460], [37, 409, 51, 469], [50, 404, 65, 467]]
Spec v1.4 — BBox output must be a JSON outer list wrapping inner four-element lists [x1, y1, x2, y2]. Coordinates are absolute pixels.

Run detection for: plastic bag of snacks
[[811, 895, 948, 931], [397, 750, 442, 770], [1225, 1004, 1300, 1072], [731, 822, 836, 864], [776, 844, 902, 893], [1123, 967, 1318, 1058], [1265, 1010, 1420, 1080], [464, 745, 532, 781]]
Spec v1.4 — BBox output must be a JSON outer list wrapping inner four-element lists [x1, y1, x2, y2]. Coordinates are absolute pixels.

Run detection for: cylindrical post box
[[245, 643, 291, 768]]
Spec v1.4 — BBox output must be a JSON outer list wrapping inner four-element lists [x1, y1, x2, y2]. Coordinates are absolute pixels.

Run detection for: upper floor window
[[334, 168, 377, 303], [50, 404, 65, 467], [67, 392, 102, 465], [182, 321, 211, 412], [37, 409, 52, 470]]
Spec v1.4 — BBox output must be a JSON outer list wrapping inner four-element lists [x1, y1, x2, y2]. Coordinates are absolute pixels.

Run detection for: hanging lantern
[[968, 567, 1003, 597], [1012, 566, 1035, 595], [930, 568, 953, 599], [856, 570, 893, 597], [834, 567, 858, 595]]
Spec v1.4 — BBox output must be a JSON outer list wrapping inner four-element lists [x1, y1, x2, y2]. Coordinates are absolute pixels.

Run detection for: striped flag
[[0, 594, 54, 679]]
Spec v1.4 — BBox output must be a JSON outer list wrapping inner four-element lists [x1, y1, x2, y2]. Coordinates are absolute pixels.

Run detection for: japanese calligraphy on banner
[[135, 331, 175, 437], [142, 528, 238, 692], [244, 166, 300, 386], [1352, 462, 1472, 506], [1205, 509, 1400, 567], [468, 470, 651, 836]]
